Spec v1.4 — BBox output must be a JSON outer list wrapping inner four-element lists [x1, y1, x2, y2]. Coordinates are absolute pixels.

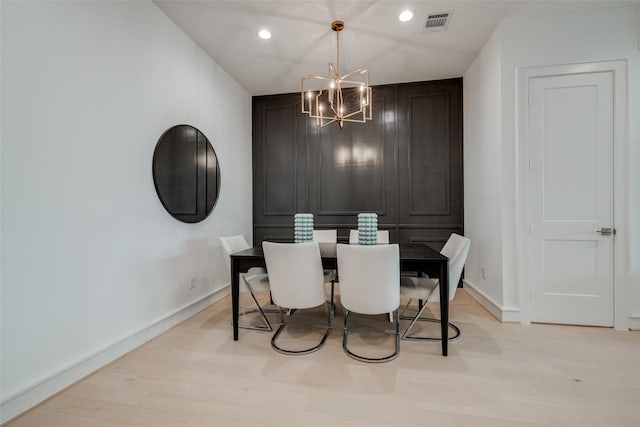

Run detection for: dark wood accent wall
[[252, 78, 463, 250]]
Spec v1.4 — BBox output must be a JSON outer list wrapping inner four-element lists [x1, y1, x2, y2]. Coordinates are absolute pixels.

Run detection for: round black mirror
[[152, 124, 220, 223]]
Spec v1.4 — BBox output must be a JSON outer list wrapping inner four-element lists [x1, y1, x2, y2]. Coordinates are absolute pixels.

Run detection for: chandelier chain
[[336, 30, 340, 77]]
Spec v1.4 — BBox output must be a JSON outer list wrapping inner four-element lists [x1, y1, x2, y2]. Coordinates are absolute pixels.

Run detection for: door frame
[[516, 60, 631, 329]]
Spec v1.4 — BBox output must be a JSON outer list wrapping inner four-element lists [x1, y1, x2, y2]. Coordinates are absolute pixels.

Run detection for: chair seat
[[399, 233, 470, 343], [243, 268, 270, 292], [247, 267, 267, 276], [323, 270, 336, 282], [399, 276, 439, 300], [221, 235, 273, 332], [240, 274, 269, 292], [337, 243, 400, 363], [263, 241, 333, 356]]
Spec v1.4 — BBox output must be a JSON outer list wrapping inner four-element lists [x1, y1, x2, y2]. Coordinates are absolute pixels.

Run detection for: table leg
[[231, 259, 240, 341], [440, 259, 449, 356]]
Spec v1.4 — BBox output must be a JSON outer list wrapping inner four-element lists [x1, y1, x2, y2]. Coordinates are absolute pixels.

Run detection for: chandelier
[[301, 20, 372, 129]]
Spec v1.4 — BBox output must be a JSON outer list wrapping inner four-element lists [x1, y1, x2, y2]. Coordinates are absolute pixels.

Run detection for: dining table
[[230, 243, 451, 356]]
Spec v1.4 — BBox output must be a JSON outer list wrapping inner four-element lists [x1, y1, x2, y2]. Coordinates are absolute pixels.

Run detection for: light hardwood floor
[[6, 290, 640, 427]]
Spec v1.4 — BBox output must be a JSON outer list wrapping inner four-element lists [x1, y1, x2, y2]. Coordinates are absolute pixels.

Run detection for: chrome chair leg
[[270, 296, 333, 356], [342, 309, 400, 363], [330, 280, 336, 321], [400, 298, 461, 342], [236, 283, 277, 331]]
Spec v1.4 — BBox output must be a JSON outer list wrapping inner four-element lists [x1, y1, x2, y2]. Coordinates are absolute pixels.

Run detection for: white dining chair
[[337, 243, 401, 363], [349, 228, 393, 320], [313, 229, 338, 284], [400, 233, 470, 342], [263, 241, 333, 355], [348, 229, 390, 244], [220, 235, 274, 331], [313, 229, 337, 253]]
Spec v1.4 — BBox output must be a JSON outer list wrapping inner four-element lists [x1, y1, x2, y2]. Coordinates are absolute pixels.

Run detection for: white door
[[529, 71, 614, 326]]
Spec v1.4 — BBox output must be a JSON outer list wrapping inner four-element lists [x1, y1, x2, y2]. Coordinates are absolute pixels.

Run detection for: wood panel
[[409, 91, 450, 215], [398, 79, 463, 230], [252, 95, 307, 225], [253, 79, 463, 245], [263, 105, 296, 215]]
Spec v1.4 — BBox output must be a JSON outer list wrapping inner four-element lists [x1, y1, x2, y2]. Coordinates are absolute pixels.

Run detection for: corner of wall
[[463, 279, 521, 323], [462, 20, 505, 309], [636, 3, 640, 50]]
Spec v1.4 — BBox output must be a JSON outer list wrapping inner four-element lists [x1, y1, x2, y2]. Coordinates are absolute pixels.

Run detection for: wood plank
[[6, 290, 640, 426]]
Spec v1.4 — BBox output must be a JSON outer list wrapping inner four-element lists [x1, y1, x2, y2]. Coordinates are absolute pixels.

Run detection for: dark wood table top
[[230, 243, 448, 262]]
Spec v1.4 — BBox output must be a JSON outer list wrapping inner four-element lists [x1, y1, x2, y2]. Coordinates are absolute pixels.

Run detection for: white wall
[[0, 0, 253, 421], [462, 26, 507, 314], [463, 4, 640, 325], [632, 4, 640, 320]]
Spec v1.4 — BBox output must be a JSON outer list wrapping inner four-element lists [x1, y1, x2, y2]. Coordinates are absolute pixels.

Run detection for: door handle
[[596, 227, 616, 236]]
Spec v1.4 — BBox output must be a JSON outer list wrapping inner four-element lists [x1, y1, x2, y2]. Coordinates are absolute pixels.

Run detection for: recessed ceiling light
[[398, 10, 414, 22], [258, 29, 272, 40]]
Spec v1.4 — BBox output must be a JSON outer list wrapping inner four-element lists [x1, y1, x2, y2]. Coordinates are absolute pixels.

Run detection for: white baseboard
[[619, 315, 640, 331], [0, 285, 231, 424], [463, 279, 521, 322]]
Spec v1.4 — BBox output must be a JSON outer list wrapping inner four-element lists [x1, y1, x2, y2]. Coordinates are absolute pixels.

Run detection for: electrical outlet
[[481, 267, 486, 280], [188, 275, 197, 290]]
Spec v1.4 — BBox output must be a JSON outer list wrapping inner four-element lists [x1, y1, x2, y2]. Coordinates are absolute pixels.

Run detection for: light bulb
[[258, 29, 272, 40], [398, 10, 414, 22]]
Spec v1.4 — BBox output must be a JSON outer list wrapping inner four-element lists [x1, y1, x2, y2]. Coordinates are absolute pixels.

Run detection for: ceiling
[[154, 1, 634, 96]]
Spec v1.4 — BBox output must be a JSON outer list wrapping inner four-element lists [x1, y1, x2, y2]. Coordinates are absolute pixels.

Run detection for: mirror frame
[[152, 124, 221, 223]]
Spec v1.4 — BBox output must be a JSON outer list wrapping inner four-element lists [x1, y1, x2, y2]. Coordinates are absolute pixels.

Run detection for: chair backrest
[[220, 235, 250, 268], [262, 241, 327, 309], [312, 229, 337, 243], [313, 229, 338, 257], [337, 243, 400, 315], [433, 233, 471, 302], [348, 229, 390, 244]]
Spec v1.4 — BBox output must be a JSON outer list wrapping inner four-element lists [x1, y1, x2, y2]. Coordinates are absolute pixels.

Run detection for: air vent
[[424, 11, 453, 32]]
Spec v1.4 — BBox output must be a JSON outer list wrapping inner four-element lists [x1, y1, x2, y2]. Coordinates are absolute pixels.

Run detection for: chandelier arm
[[342, 110, 364, 120], [337, 79, 367, 86], [320, 117, 338, 127], [335, 82, 343, 118], [304, 74, 333, 80], [340, 69, 367, 81]]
